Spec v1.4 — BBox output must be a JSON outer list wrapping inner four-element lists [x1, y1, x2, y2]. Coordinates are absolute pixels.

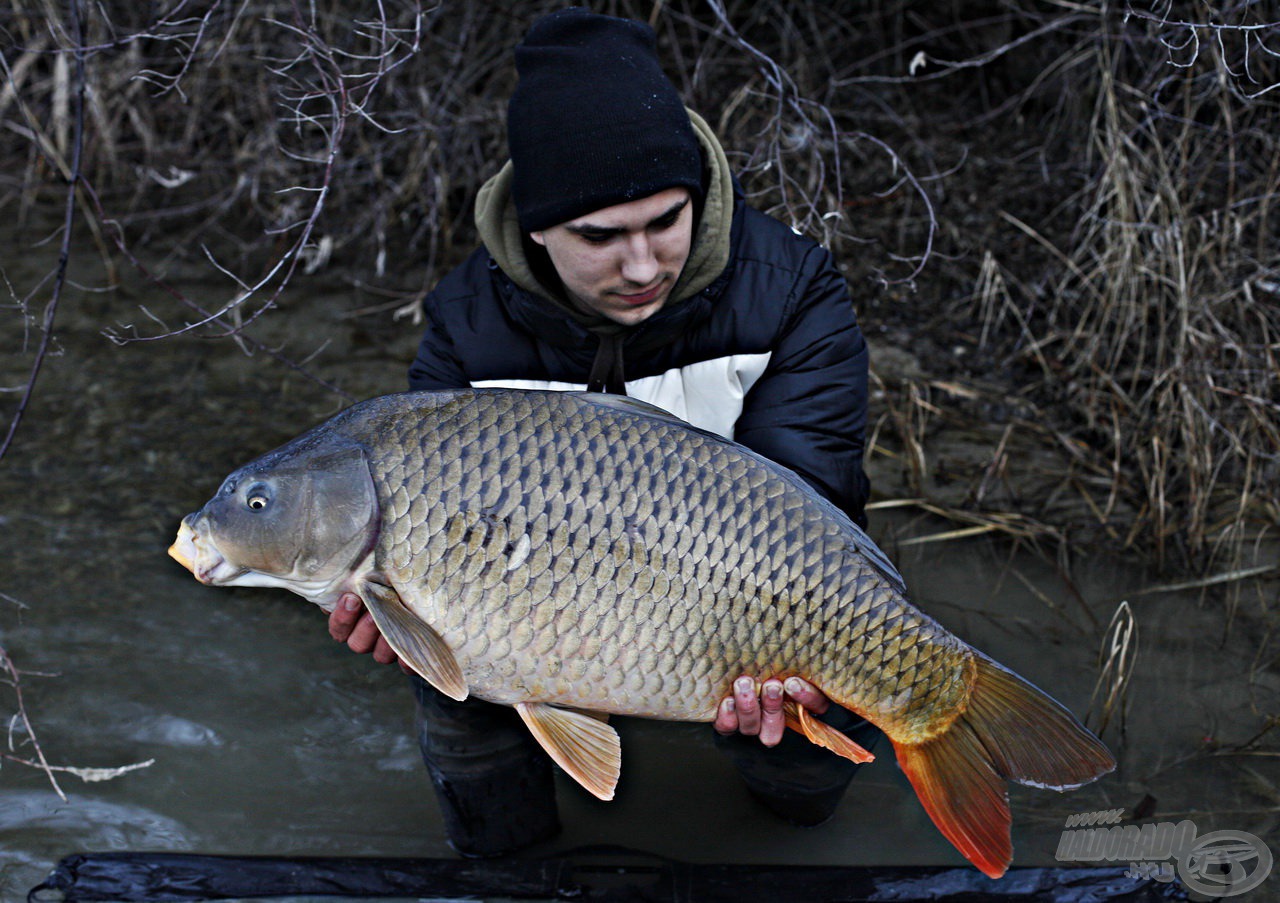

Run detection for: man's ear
[[529, 230, 547, 246]]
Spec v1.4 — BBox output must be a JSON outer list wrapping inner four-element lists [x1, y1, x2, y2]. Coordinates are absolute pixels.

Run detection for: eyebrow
[[566, 197, 690, 238]]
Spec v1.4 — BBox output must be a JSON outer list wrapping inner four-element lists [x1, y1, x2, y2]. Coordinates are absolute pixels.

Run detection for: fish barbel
[[169, 389, 1114, 877]]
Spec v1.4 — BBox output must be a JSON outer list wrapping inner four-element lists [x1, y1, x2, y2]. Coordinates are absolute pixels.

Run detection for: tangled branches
[[1, 1, 1277, 573]]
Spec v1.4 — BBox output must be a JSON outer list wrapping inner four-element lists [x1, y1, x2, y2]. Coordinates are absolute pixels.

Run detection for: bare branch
[[1, 645, 66, 801], [0, 0, 88, 465]]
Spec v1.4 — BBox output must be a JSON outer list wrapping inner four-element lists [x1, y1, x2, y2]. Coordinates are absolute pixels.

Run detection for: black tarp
[[29, 846, 1189, 902]]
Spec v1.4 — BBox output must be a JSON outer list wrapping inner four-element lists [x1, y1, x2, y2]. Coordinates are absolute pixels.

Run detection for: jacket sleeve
[[407, 288, 471, 391], [732, 245, 871, 528]]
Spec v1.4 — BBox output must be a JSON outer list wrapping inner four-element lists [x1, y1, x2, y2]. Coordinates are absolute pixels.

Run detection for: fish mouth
[[169, 519, 241, 585], [168, 521, 199, 575]]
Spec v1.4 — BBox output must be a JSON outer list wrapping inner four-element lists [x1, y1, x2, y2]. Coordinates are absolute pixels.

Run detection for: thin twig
[[0, 645, 66, 801], [0, 0, 87, 464]]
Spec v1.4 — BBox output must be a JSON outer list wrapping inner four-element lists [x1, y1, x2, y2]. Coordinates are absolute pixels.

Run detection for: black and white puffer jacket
[[408, 115, 871, 527]]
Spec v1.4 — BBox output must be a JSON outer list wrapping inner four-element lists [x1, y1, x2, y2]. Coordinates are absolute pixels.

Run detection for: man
[[330, 7, 879, 857]]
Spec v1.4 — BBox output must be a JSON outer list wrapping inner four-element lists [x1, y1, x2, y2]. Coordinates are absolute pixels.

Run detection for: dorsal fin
[[575, 392, 693, 427]]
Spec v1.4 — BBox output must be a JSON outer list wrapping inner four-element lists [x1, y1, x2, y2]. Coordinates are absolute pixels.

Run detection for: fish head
[[169, 434, 379, 606]]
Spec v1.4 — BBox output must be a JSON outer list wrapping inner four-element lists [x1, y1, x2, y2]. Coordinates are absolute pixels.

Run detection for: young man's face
[[530, 187, 693, 326]]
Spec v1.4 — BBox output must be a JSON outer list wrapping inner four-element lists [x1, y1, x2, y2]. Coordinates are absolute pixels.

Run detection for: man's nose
[[619, 234, 659, 285]]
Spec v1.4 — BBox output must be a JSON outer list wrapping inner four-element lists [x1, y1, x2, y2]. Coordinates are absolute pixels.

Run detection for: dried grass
[[875, 3, 1280, 580], [2, 0, 1276, 577], [1088, 600, 1138, 738]]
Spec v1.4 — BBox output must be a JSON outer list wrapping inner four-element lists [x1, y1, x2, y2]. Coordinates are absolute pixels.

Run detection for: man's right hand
[[329, 592, 404, 669]]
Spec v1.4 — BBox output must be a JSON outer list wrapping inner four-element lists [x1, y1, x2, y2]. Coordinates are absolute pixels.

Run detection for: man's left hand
[[713, 676, 830, 747]]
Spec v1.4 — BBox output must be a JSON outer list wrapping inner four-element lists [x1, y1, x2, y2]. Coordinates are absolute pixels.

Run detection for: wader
[[412, 676, 881, 857]]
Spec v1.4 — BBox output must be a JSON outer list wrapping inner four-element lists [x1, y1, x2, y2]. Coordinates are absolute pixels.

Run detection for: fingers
[[733, 676, 761, 737], [783, 676, 830, 715], [758, 679, 785, 747], [713, 695, 738, 735], [714, 675, 832, 747], [328, 593, 363, 641], [722, 677, 783, 747], [346, 611, 382, 655], [372, 636, 399, 665], [329, 593, 398, 666], [712, 676, 762, 735]]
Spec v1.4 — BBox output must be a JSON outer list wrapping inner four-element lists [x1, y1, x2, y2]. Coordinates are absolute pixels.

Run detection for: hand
[[713, 675, 830, 747], [329, 592, 406, 671]]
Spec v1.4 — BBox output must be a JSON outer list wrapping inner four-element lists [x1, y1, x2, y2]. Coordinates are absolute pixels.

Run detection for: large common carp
[[169, 389, 1114, 877]]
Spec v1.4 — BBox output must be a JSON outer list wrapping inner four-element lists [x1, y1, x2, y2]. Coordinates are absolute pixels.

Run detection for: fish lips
[[168, 518, 245, 585]]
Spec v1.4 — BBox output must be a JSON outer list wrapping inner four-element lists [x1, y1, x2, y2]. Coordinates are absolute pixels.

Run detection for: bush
[[2, 0, 1277, 573]]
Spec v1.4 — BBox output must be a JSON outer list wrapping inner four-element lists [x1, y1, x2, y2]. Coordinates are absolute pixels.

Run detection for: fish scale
[[171, 388, 1114, 878], [381, 393, 939, 722]]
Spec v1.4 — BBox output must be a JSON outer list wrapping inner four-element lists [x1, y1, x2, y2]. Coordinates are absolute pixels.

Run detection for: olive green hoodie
[[473, 109, 735, 330]]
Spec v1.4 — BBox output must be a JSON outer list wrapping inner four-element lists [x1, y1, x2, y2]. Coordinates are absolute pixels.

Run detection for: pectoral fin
[[357, 579, 468, 701], [783, 701, 876, 764], [515, 701, 621, 801]]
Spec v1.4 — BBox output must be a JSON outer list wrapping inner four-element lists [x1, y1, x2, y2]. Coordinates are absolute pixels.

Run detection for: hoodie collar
[[474, 109, 735, 336]]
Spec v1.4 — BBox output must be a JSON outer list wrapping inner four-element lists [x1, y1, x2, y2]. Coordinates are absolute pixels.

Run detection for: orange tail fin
[[893, 653, 1116, 879]]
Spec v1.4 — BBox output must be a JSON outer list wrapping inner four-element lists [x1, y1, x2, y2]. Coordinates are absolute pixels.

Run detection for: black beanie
[[507, 7, 704, 233]]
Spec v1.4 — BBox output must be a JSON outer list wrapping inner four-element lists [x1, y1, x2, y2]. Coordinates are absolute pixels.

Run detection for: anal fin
[[516, 701, 621, 801], [783, 701, 876, 764], [357, 579, 468, 701]]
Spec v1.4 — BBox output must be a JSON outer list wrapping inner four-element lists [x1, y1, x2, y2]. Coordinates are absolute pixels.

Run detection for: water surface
[[1, 238, 1275, 900]]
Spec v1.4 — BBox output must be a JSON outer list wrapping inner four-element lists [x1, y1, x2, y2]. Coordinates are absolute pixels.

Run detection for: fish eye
[[245, 484, 271, 511]]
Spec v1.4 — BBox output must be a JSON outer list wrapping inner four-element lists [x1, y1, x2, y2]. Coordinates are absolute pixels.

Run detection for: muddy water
[[1, 234, 1276, 899]]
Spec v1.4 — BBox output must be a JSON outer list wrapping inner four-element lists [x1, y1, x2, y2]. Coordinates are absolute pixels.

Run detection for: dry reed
[[1, 0, 1276, 576]]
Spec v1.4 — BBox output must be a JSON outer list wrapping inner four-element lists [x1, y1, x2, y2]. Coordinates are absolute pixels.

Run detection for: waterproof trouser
[[411, 676, 881, 857]]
